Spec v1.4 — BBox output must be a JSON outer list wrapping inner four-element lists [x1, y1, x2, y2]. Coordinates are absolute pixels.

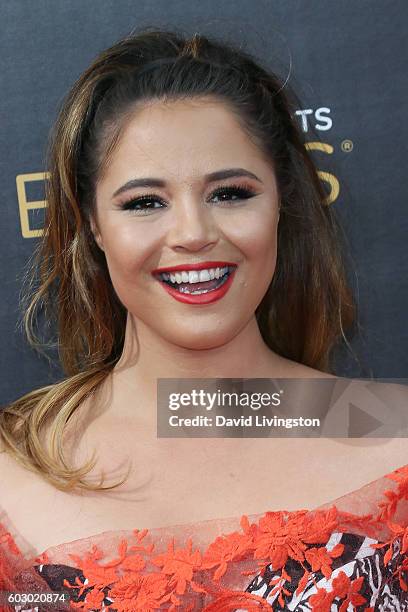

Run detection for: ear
[[90, 215, 104, 252]]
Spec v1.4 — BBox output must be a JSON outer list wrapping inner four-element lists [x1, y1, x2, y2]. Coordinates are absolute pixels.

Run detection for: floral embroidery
[[304, 542, 344, 578], [309, 571, 367, 611], [0, 527, 19, 594], [0, 465, 407, 610], [201, 529, 251, 580], [108, 572, 172, 611], [151, 538, 205, 596], [61, 505, 408, 610], [267, 567, 292, 608], [0, 524, 20, 557]]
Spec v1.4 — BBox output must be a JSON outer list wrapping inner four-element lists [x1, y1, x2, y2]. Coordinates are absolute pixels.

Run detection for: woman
[[0, 28, 407, 610]]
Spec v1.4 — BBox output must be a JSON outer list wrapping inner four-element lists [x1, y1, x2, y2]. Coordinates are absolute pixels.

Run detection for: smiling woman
[[0, 28, 407, 611], [91, 98, 281, 348]]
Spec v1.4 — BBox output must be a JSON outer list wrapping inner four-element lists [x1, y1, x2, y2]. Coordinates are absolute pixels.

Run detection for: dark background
[[1, 0, 407, 405]]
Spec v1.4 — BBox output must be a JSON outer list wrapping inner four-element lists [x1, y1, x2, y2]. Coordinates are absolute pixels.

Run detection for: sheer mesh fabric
[[1, 464, 407, 610]]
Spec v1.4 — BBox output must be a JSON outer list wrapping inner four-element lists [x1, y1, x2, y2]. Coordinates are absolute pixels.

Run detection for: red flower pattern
[[0, 465, 407, 611]]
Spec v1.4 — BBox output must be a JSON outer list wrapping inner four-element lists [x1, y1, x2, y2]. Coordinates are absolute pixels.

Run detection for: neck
[[113, 312, 280, 388]]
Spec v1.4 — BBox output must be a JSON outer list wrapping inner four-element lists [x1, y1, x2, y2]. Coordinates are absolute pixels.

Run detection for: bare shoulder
[[0, 445, 23, 485], [0, 444, 37, 509], [272, 354, 335, 378]]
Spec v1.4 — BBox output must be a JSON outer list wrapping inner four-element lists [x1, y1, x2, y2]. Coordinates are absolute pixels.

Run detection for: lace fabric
[[0, 464, 407, 611]]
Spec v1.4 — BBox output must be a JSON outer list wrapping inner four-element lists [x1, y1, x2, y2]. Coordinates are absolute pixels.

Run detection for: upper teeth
[[160, 266, 230, 284]]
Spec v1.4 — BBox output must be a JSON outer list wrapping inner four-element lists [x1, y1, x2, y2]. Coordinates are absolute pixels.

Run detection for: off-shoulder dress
[[1, 464, 408, 611]]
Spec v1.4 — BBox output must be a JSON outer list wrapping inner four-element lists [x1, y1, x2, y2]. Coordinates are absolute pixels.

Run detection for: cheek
[[226, 210, 278, 267], [101, 226, 159, 287]]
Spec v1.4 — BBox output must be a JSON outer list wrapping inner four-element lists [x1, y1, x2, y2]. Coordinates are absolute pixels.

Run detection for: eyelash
[[118, 183, 258, 215]]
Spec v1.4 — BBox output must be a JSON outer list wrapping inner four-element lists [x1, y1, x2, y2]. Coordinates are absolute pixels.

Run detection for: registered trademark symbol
[[280, 390, 284, 394], [341, 139, 353, 152]]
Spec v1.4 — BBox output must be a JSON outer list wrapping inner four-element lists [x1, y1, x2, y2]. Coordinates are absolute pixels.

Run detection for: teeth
[[199, 269, 211, 282], [159, 266, 233, 284], [188, 270, 199, 283]]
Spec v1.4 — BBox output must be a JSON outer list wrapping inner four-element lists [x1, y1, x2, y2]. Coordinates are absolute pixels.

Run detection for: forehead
[[98, 97, 273, 188]]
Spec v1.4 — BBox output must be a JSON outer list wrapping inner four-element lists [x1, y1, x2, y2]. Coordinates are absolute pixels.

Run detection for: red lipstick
[[159, 269, 236, 304], [152, 261, 238, 305]]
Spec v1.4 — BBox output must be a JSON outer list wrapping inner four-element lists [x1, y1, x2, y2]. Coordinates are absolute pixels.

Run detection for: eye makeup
[[116, 182, 260, 215]]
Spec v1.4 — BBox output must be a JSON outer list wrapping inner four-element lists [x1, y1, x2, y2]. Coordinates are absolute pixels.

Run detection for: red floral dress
[[1, 464, 407, 611]]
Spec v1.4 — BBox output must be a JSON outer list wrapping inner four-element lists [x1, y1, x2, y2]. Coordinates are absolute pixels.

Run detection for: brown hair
[[0, 28, 354, 491]]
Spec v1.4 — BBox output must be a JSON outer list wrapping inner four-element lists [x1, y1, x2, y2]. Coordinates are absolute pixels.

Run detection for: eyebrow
[[112, 168, 263, 198]]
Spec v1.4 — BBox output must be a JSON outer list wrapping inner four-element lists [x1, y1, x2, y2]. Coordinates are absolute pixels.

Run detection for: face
[[91, 97, 280, 350]]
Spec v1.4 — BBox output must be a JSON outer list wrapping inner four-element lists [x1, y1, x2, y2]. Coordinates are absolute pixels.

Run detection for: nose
[[166, 198, 219, 253]]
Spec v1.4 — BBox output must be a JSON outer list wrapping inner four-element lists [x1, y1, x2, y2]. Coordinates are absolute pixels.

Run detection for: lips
[[151, 261, 238, 305], [151, 261, 237, 274]]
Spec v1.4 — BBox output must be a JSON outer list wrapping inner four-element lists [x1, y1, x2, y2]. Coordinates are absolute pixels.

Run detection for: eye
[[118, 183, 258, 214], [208, 184, 258, 205], [119, 195, 167, 214]]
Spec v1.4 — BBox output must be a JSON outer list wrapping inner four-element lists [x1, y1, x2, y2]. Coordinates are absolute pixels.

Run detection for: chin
[[163, 325, 238, 351]]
